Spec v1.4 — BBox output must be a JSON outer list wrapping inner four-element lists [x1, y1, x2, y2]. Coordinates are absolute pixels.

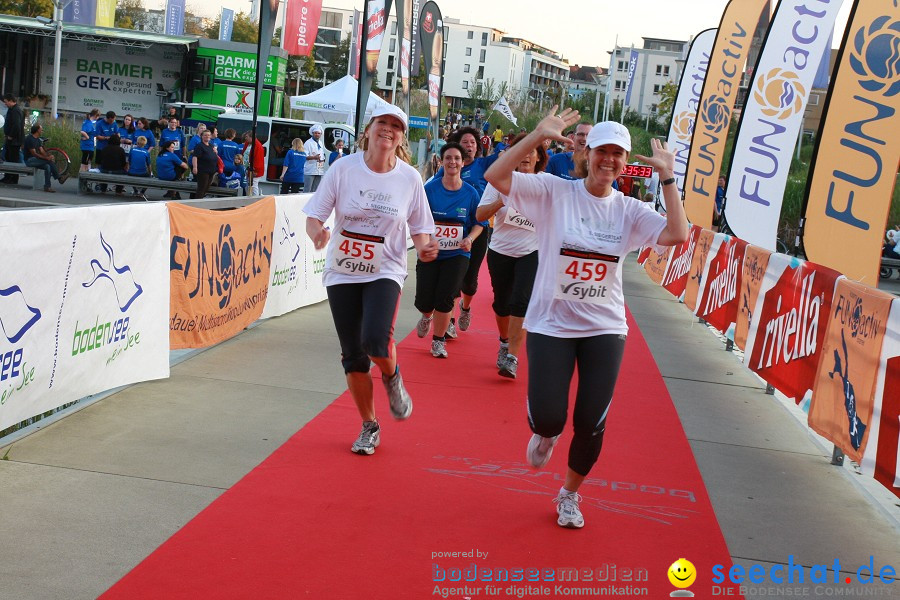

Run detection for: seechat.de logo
[[753, 68, 806, 120], [850, 16, 900, 97], [701, 96, 731, 134]]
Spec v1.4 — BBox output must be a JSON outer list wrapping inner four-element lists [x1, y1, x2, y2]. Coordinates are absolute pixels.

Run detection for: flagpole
[[353, 2, 371, 140]]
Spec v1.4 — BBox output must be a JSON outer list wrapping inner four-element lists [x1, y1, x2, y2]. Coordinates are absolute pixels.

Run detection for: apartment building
[[605, 37, 686, 118]]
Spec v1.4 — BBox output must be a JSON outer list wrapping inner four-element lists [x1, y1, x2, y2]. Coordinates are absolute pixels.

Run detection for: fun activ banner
[[809, 279, 893, 464], [395, 0, 421, 113], [0, 205, 169, 433], [284, 0, 323, 56], [661, 225, 702, 299], [169, 200, 276, 349], [695, 233, 748, 340], [744, 254, 842, 405], [723, 0, 845, 251], [683, 228, 716, 312], [418, 1, 444, 149], [861, 298, 900, 499], [349, 9, 362, 79], [801, 0, 900, 285], [734, 244, 772, 351], [666, 28, 716, 199], [260, 196, 330, 319], [683, 0, 770, 228]]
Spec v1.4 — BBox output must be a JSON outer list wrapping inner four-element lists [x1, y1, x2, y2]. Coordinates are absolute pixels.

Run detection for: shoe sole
[[498, 368, 516, 379], [432, 353, 448, 358], [391, 403, 412, 419], [526, 434, 555, 468], [557, 517, 584, 529], [352, 446, 376, 455]]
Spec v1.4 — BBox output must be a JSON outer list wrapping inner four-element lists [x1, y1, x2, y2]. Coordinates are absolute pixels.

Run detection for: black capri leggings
[[526, 332, 627, 476], [460, 227, 491, 297], [487, 249, 538, 318], [415, 255, 469, 314], [326, 278, 401, 374]]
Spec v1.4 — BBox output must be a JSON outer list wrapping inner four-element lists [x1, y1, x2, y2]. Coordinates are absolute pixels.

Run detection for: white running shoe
[[526, 433, 560, 468], [351, 421, 381, 455], [458, 301, 472, 331], [499, 354, 518, 379], [382, 370, 413, 420], [496, 342, 509, 369], [431, 338, 448, 358], [554, 491, 585, 528], [445, 319, 458, 339], [416, 315, 432, 338]]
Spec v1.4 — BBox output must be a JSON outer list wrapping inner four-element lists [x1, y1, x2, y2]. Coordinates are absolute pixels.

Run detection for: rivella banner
[[809, 279, 894, 465], [661, 225, 702, 299], [666, 28, 716, 199], [39, 39, 184, 116], [862, 299, 900, 499], [169, 200, 276, 349], [683, 0, 770, 228], [695, 234, 748, 340], [0, 205, 170, 433], [724, 0, 844, 251], [743, 254, 842, 405], [801, 0, 900, 285]]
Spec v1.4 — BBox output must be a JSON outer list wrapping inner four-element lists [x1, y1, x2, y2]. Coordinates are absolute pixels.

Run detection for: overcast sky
[[176, 0, 854, 67]]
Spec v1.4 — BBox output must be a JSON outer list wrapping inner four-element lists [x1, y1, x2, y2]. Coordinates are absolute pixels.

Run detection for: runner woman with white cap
[[304, 105, 439, 456], [484, 107, 689, 528]]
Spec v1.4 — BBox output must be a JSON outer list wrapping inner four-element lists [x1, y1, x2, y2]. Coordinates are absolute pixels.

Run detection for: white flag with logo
[[493, 96, 517, 126]]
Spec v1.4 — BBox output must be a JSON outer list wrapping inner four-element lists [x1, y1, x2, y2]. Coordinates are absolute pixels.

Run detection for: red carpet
[[102, 278, 740, 599]]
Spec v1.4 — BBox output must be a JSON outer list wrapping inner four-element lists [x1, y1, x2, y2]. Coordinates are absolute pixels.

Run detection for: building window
[[389, 38, 396, 53], [653, 84, 661, 94], [477, 66, 484, 79], [388, 56, 395, 69], [391, 21, 397, 35], [481, 32, 488, 46], [321, 11, 342, 29], [617, 60, 627, 72], [463, 80, 469, 90], [386, 72, 393, 86], [614, 80, 624, 91], [467, 31, 473, 39], [655, 65, 670, 76], [808, 94, 820, 105], [466, 47, 472, 56], [480, 49, 486, 62], [464, 64, 470, 73], [651, 103, 658, 113], [663, 65, 670, 76]]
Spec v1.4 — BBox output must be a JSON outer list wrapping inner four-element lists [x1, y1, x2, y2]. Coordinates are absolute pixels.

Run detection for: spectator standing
[[279, 138, 305, 194], [1, 94, 25, 184], [190, 129, 218, 199], [118, 114, 135, 155], [95, 111, 119, 154], [714, 175, 726, 231], [132, 118, 156, 155], [79, 108, 101, 172], [219, 129, 242, 175], [328, 139, 345, 167], [187, 122, 206, 154], [24, 124, 69, 192], [242, 131, 265, 196], [303, 124, 327, 193]]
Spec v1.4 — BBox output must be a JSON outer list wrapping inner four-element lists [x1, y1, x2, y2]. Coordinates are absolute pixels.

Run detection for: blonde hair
[[357, 123, 412, 164], [136, 136, 147, 147], [291, 137, 303, 151]]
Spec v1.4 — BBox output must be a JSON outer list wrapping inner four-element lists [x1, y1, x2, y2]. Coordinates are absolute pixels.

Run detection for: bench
[[881, 257, 900, 279], [77, 172, 241, 199], [0, 162, 44, 190]]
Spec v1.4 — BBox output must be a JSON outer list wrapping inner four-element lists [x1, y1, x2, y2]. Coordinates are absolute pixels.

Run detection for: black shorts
[[415, 255, 469, 314], [81, 150, 94, 165], [326, 278, 402, 374], [486, 249, 538, 318]]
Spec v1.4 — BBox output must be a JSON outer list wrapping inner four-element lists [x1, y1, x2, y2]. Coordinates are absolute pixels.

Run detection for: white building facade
[[606, 37, 686, 117]]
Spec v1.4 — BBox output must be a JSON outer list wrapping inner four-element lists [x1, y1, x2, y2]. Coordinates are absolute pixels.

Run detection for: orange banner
[[809, 279, 894, 463], [734, 245, 772, 351], [684, 229, 715, 312], [169, 199, 276, 349], [641, 247, 672, 286], [683, 0, 770, 228], [802, 0, 900, 284]]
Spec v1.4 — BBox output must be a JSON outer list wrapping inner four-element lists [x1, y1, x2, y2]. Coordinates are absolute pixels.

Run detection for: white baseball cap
[[585, 121, 631, 152], [369, 104, 409, 132]]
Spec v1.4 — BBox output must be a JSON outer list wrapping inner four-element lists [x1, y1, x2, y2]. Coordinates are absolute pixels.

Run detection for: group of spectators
[[1, 93, 69, 192]]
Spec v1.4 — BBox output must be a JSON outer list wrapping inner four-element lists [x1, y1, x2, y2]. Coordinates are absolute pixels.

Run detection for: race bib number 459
[[331, 230, 385, 275], [554, 248, 619, 304]]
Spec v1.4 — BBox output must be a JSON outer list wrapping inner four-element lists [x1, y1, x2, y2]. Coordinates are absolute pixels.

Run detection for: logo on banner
[[850, 17, 900, 97], [827, 329, 867, 450], [422, 11, 434, 33], [226, 87, 255, 114], [672, 111, 695, 142], [753, 68, 806, 119], [82, 233, 143, 312], [0, 285, 41, 403], [702, 95, 731, 133], [272, 212, 300, 293]]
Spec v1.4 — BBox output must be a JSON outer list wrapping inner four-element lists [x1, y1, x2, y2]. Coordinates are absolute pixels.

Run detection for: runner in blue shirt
[[79, 108, 100, 171], [159, 118, 186, 160], [279, 138, 306, 194], [415, 142, 487, 359], [118, 114, 136, 155], [545, 122, 592, 180]]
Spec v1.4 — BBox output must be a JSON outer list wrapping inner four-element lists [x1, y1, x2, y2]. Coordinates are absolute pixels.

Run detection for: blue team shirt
[[128, 147, 151, 175], [282, 149, 306, 183], [424, 178, 488, 260], [132, 128, 155, 150], [187, 134, 202, 153], [546, 151, 576, 179], [434, 152, 500, 197], [95, 119, 119, 151], [219, 139, 242, 172], [80, 118, 97, 151], [156, 151, 184, 180], [159, 128, 185, 158]]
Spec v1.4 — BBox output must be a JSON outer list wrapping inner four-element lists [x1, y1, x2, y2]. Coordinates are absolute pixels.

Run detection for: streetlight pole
[[50, 0, 71, 120], [321, 66, 330, 89]]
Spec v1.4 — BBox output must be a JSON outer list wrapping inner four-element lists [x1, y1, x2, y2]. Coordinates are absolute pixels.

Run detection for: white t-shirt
[[303, 152, 435, 288], [303, 136, 326, 176], [479, 183, 539, 258], [507, 172, 668, 337]]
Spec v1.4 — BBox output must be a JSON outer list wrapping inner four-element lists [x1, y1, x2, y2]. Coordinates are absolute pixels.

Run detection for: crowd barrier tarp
[[642, 246, 673, 286], [734, 244, 772, 351], [683, 228, 715, 312], [801, 0, 900, 285], [862, 299, 900, 499], [260, 195, 330, 319], [0, 205, 170, 433], [744, 254, 842, 406], [809, 279, 894, 467], [169, 199, 276, 349], [695, 233, 747, 340], [661, 225, 702, 299]]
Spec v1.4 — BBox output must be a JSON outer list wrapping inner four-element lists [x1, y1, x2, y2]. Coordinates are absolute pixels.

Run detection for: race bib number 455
[[555, 248, 619, 304], [331, 230, 385, 275]]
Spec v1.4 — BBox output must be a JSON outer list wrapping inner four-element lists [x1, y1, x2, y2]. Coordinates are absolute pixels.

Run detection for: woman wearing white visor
[[484, 107, 689, 528]]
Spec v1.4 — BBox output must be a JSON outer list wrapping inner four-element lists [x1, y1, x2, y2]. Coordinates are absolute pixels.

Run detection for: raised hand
[[633, 137, 675, 176], [535, 105, 581, 146]]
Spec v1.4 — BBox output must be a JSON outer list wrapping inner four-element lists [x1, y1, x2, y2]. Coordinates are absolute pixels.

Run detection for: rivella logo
[[850, 16, 900, 97], [672, 111, 695, 142], [753, 68, 806, 119], [701, 95, 731, 134]]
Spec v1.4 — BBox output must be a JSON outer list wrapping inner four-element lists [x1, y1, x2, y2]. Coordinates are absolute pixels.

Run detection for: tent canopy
[[289, 75, 391, 125]]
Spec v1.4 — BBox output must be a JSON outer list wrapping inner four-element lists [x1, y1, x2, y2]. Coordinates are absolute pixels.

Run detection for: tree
[[328, 36, 351, 80], [655, 80, 679, 126], [0, 0, 51, 18], [302, 49, 319, 80], [115, 0, 147, 30], [204, 11, 259, 43]]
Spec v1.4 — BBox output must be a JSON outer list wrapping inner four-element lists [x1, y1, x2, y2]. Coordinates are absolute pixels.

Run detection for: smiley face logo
[[668, 558, 697, 589]]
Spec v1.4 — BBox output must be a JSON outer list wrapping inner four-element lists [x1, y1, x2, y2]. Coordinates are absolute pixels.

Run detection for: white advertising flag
[[492, 96, 517, 126]]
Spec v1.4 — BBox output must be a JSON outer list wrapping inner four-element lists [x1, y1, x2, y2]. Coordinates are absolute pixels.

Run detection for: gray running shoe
[[351, 421, 381, 455], [499, 354, 518, 379], [431, 338, 448, 358], [458, 301, 471, 331], [554, 491, 585, 528], [416, 315, 432, 338], [526, 433, 560, 468], [382, 369, 413, 419], [497, 342, 509, 369], [445, 319, 458, 339]]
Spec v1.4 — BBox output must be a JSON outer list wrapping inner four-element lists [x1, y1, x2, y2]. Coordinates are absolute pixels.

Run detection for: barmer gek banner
[[0, 204, 170, 433]]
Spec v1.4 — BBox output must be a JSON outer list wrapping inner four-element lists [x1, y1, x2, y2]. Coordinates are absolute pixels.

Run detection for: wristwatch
[[662, 177, 676, 186]]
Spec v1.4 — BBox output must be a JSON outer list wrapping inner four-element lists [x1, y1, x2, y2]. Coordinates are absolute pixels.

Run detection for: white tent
[[289, 75, 392, 125]]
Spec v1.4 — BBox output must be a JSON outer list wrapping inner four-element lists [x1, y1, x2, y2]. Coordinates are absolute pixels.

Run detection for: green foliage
[[0, 0, 51, 17], [204, 11, 259, 43], [39, 119, 81, 177], [655, 80, 678, 126], [115, 0, 147, 30], [329, 36, 351, 78]]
